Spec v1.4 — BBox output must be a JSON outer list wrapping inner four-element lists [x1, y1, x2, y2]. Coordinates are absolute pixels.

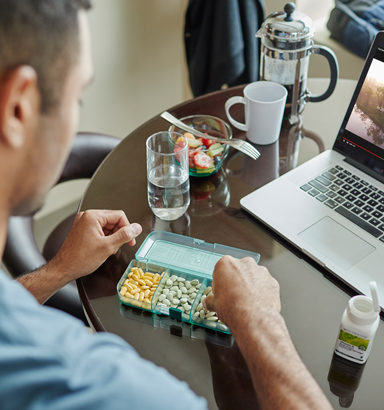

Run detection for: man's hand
[[203, 255, 280, 331], [17, 209, 142, 305], [52, 209, 142, 282]]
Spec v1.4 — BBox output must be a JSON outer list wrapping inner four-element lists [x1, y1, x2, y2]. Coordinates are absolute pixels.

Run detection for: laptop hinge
[[344, 156, 384, 185]]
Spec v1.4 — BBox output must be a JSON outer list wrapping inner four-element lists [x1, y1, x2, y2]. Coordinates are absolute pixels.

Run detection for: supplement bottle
[[335, 281, 380, 364]]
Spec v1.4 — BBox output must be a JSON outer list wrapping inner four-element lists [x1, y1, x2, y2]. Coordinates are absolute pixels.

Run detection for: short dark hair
[[0, 0, 92, 113]]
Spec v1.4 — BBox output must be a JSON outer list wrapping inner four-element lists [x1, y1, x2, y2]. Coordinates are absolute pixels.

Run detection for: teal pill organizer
[[117, 231, 260, 334]]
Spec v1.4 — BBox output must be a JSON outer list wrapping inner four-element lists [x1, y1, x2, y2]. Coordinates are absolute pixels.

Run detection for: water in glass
[[148, 164, 190, 221]]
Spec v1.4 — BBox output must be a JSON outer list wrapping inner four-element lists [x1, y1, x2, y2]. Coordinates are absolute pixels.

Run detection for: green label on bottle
[[338, 330, 369, 351]]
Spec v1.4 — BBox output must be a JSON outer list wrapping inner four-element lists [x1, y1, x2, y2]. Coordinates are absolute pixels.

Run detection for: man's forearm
[[16, 258, 69, 304], [232, 310, 333, 410]]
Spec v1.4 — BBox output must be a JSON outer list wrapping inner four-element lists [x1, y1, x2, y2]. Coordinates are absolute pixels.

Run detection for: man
[[0, 1, 332, 409]]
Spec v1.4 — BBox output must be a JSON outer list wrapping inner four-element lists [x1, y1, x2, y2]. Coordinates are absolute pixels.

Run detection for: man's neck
[[0, 208, 10, 263]]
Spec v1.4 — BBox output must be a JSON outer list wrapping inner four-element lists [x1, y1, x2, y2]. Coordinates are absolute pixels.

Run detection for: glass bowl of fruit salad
[[169, 115, 232, 177]]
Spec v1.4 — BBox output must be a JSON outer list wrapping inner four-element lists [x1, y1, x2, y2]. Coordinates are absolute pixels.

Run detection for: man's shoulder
[[0, 268, 40, 308]]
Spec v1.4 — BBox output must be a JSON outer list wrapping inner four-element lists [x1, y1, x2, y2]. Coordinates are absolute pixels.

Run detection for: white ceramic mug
[[225, 81, 287, 145]]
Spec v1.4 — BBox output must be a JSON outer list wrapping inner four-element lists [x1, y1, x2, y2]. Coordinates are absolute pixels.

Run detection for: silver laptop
[[241, 32, 384, 309]]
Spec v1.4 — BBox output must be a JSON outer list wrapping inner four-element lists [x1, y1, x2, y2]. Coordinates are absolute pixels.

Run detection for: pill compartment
[[190, 278, 230, 334], [117, 259, 169, 311], [151, 268, 206, 320], [117, 231, 260, 334]]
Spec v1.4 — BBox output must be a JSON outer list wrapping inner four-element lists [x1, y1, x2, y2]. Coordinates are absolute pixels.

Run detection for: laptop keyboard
[[300, 165, 384, 242]]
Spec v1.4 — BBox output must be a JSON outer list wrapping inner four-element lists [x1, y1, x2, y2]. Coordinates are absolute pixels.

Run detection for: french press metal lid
[[259, 2, 314, 51]]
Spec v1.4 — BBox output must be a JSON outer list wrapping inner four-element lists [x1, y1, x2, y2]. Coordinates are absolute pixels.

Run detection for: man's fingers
[[105, 223, 142, 252], [203, 294, 215, 312], [127, 223, 142, 236], [125, 223, 142, 246], [78, 209, 129, 230]]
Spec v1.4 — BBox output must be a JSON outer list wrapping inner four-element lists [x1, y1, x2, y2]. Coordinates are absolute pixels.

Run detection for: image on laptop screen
[[345, 57, 384, 149], [335, 45, 384, 179]]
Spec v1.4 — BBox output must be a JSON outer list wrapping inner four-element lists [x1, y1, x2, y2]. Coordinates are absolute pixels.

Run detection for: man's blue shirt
[[0, 271, 207, 409]]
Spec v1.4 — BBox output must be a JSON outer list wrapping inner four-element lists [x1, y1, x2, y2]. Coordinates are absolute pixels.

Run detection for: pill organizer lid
[[135, 231, 260, 277]]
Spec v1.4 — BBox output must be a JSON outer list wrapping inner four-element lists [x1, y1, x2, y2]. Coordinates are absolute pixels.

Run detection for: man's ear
[[0, 66, 39, 149]]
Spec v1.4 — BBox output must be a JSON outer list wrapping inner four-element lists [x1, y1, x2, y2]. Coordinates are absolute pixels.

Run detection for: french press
[[256, 2, 339, 124]]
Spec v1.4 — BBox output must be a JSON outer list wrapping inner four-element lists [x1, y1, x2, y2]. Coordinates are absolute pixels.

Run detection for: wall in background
[[79, 0, 192, 139]]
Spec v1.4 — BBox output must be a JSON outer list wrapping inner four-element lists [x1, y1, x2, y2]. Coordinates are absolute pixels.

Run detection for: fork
[[160, 111, 261, 161]]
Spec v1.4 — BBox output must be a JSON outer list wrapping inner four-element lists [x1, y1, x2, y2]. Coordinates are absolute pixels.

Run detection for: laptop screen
[[334, 32, 384, 181]]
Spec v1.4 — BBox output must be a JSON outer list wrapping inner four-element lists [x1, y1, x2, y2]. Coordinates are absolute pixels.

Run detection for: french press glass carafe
[[256, 2, 339, 124]]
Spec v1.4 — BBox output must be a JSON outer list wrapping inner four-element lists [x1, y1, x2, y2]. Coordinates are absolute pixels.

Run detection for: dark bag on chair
[[327, 0, 384, 58], [184, 0, 265, 97]]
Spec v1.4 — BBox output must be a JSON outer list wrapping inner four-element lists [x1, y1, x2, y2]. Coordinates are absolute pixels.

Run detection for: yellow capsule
[[132, 274, 139, 281], [144, 272, 154, 278], [149, 290, 155, 295], [125, 292, 134, 298], [127, 279, 137, 286], [131, 288, 140, 295], [134, 292, 140, 300], [141, 285, 150, 290], [126, 283, 134, 291], [144, 289, 150, 298], [150, 286, 157, 291], [131, 266, 139, 271], [119, 286, 127, 295], [136, 279, 145, 286], [128, 272, 133, 278], [144, 279, 153, 286], [143, 298, 151, 303], [139, 291, 145, 301], [138, 268, 145, 278]]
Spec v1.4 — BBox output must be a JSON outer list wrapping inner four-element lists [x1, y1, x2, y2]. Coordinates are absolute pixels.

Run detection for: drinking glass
[[146, 131, 190, 221]]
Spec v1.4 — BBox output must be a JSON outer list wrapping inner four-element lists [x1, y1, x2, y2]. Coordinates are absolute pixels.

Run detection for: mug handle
[[225, 96, 248, 131], [308, 45, 339, 103]]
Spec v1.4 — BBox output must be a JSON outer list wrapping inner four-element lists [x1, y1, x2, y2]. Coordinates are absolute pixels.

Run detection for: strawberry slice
[[202, 138, 216, 148]]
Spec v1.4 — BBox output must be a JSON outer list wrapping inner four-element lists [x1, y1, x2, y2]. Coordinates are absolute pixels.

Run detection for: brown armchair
[[2, 132, 120, 324]]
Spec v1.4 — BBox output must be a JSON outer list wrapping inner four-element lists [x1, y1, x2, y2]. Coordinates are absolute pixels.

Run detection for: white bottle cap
[[347, 294, 379, 325], [370, 281, 380, 313]]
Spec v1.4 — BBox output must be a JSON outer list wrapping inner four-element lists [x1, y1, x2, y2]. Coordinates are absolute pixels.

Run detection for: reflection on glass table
[[328, 353, 367, 408], [189, 169, 230, 217]]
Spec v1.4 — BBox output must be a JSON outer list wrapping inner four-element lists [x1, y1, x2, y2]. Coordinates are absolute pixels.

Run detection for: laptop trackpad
[[298, 217, 375, 270]]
